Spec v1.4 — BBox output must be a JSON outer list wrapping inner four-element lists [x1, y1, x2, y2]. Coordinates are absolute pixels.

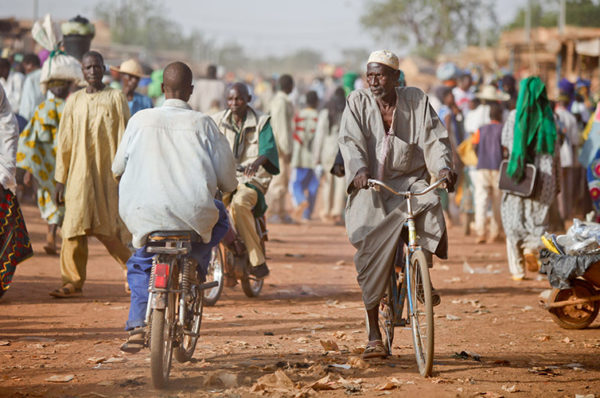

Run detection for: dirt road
[[1, 204, 599, 397]]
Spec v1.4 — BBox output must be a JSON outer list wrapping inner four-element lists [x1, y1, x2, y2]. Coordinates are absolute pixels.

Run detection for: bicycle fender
[[152, 292, 167, 309]]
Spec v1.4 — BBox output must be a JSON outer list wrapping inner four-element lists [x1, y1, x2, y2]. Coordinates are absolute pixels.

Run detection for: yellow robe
[[55, 87, 131, 240]]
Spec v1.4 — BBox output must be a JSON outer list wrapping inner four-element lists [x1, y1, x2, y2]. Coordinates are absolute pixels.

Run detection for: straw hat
[[110, 58, 147, 78], [475, 85, 510, 101]]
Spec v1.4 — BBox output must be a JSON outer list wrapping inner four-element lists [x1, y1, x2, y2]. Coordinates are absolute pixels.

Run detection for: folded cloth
[[0, 187, 34, 298], [539, 249, 600, 289]]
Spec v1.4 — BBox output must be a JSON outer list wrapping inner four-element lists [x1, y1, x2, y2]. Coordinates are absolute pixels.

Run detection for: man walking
[[111, 58, 152, 116], [267, 74, 294, 223], [50, 51, 131, 298], [339, 50, 456, 358], [290, 90, 320, 222]]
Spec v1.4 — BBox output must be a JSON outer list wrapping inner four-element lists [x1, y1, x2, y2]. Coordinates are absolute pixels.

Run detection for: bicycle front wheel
[[203, 246, 224, 306], [408, 250, 434, 377]]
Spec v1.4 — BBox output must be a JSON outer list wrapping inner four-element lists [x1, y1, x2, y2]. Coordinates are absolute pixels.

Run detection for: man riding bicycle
[[338, 50, 457, 359], [112, 62, 238, 352], [212, 83, 280, 281]]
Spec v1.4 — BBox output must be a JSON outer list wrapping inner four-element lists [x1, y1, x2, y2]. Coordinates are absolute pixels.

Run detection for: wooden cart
[[545, 262, 600, 329]]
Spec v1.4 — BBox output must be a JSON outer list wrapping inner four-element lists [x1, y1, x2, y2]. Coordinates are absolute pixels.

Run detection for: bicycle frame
[[368, 178, 447, 325]]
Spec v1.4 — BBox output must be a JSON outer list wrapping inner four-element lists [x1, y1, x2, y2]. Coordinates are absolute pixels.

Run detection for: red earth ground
[[0, 203, 599, 397]]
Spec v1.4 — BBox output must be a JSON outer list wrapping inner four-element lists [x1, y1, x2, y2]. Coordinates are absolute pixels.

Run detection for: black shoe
[[250, 263, 270, 279]]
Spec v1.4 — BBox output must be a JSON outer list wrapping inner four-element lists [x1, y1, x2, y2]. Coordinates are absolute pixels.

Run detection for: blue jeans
[[125, 200, 229, 330], [291, 167, 319, 219]]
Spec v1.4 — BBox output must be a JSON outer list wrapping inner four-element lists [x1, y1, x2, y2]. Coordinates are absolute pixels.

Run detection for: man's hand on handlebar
[[239, 155, 268, 178], [438, 167, 457, 193], [353, 167, 370, 190]]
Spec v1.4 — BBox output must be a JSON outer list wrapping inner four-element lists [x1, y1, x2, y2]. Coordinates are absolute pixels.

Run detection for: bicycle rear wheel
[[408, 250, 434, 377], [203, 246, 224, 306], [150, 290, 176, 388]]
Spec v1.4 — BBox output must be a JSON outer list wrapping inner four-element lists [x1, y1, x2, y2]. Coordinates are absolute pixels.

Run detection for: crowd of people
[[1, 14, 600, 357], [426, 62, 599, 281]]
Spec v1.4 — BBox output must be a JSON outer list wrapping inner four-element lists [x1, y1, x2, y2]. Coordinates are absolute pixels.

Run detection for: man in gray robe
[[338, 50, 457, 357]]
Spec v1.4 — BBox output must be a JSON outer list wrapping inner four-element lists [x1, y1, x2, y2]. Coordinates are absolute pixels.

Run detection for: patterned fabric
[[587, 149, 600, 214], [0, 187, 33, 298], [500, 110, 558, 251], [16, 98, 65, 225]]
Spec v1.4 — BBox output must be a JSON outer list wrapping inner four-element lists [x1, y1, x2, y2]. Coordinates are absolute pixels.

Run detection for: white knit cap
[[367, 50, 399, 70]]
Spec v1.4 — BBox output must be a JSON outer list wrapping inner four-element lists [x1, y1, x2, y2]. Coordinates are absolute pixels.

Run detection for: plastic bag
[[32, 15, 84, 93]]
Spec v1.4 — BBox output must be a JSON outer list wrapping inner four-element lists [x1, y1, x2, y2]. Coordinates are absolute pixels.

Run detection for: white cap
[[367, 50, 399, 70]]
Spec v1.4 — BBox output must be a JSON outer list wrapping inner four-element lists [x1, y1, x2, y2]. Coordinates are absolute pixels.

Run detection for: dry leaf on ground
[[204, 371, 238, 388], [46, 374, 74, 383], [375, 377, 403, 391], [502, 384, 518, 393], [320, 339, 339, 352], [251, 370, 296, 393], [309, 374, 341, 391], [347, 356, 369, 369]]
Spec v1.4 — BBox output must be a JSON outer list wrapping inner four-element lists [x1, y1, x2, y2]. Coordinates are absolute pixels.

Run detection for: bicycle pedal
[[199, 281, 219, 290]]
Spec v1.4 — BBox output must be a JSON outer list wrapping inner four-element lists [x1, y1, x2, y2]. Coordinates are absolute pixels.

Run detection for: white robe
[[339, 87, 453, 309]]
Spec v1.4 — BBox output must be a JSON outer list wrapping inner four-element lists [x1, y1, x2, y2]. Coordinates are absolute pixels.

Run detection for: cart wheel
[[549, 279, 599, 329]]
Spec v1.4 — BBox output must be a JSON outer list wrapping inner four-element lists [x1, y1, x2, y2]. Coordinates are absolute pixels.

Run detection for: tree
[[94, 0, 213, 60], [565, 0, 600, 26], [506, 1, 559, 29], [360, 0, 497, 59], [341, 48, 371, 71], [506, 0, 600, 30]]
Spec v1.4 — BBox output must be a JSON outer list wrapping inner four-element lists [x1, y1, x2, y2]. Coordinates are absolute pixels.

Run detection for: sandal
[[43, 245, 58, 256], [120, 327, 146, 353], [49, 283, 82, 298], [362, 340, 388, 359]]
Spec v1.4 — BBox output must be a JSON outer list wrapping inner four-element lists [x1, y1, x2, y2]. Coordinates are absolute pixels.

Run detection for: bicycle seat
[[147, 231, 199, 242]]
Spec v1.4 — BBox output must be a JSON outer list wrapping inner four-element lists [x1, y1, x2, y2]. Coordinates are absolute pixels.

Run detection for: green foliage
[[360, 0, 498, 59], [506, 0, 600, 30], [506, 1, 559, 29], [565, 0, 600, 27], [94, 0, 213, 60]]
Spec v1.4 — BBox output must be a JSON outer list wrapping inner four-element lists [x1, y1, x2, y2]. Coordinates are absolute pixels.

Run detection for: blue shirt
[[128, 92, 153, 116], [473, 121, 504, 170]]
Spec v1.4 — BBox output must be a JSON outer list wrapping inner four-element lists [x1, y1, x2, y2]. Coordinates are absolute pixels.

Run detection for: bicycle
[[203, 214, 267, 305], [367, 177, 447, 377], [144, 231, 219, 389]]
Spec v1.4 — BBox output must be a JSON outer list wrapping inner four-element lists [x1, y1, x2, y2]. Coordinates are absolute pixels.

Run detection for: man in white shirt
[[18, 53, 45, 121], [112, 61, 238, 352], [0, 58, 25, 114]]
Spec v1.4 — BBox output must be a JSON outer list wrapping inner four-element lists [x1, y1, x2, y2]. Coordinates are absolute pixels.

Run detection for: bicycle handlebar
[[367, 178, 447, 197]]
